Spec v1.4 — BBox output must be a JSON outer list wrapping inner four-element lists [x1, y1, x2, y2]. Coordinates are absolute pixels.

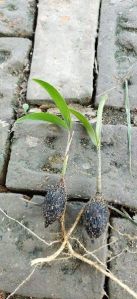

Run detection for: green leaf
[[108, 205, 137, 227], [96, 95, 108, 146], [124, 79, 132, 174], [69, 108, 97, 147], [33, 79, 71, 129], [16, 112, 68, 129]]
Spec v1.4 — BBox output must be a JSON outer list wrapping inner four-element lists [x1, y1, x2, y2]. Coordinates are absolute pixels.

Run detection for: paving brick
[[0, 0, 36, 37], [96, 0, 137, 110], [0, 193, 107, 299], [0, 38, 32, 122], [0, 38, 31, 184], [27, 0, 100, 105], [109, 217, 137, 299], [6, 123, 137, 209]]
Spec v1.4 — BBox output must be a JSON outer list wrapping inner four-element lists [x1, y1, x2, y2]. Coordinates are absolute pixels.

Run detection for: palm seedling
[[69, 96, 109, 238], [17, 79, 73, 227]]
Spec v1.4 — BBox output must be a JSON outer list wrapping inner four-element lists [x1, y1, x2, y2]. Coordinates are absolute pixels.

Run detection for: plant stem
[[96, 145, 102, 194], [124, 79, 132, 174], [61, 130, 74, 178]]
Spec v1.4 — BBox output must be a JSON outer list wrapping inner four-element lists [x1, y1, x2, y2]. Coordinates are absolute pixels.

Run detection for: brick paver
[[0, 1, 137, 298], [0, 193, 107, 299], [27, 0, 100, 105], [96, 0, 137, 110], [0, 0, 36, 37], [6, 123, 137, 209], [109, 217, 137, 299], [0, 38, 31, 184]]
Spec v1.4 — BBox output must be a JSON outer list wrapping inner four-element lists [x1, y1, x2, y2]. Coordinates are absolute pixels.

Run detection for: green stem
[[96, 145, 102, 194], [124, 79, 132, 174], [61, 131, 74, 178]]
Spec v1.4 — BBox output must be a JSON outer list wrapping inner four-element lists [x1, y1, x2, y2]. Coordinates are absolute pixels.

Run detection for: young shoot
[[69, 95, 108, 195], [17, 80, 74, 227], [69, 95, 109, 239], [17, 79, 74, 179]]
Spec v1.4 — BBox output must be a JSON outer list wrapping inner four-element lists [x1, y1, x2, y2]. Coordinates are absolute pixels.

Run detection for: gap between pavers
[[96, 0, 137, 110], [0, 193, 107, 299], [27, 0, 100, 105], [6, 122, 137, 209]]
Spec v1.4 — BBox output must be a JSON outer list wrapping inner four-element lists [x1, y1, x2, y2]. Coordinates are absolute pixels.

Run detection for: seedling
[[69, 96, 109, 238], [17, 79, 74, 227], [5, 84, 137, 299]]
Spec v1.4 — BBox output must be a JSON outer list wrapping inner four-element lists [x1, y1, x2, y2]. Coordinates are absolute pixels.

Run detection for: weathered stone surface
[[0, 38, 31, 184], [109, 217, 137, 299], [0, 193, 107, 299], [0, 38, 32, 122], [0, 0, 36, 37], [96, 0, 137, 110], [6, 123, 137, 209], [27, 0, 100, 105]]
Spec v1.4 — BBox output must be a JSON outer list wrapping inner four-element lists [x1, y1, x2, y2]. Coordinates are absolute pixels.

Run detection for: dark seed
[[83, 195, 109, 239], [42, 178, 66, 227]]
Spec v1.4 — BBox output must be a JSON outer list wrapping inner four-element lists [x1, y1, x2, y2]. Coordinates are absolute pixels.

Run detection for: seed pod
[[83, 194, 109, 239], [42, 178, 66, 227]]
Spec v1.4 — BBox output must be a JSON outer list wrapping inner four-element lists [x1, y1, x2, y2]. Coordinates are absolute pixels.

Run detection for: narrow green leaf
[[69, 108, 97, 147], [108, 205, 137, 227], [33, 79, 71, 129], [124, 79, 132, 174], [16, 112, 68, 129], [96, 95, 108, 146]]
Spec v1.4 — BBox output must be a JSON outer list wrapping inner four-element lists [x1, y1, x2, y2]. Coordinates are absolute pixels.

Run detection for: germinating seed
[[83, 195, 109, 239], [42, 178, 66, 227]]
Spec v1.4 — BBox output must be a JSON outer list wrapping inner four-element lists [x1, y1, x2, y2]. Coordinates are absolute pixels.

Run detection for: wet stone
[[0, 193, 107, 299], [109, 217, 137, 299], [96, 0, 137, 110], [6, 122, 137, 209], [0, 0, 36, 37], [27, 0, 100, 105]]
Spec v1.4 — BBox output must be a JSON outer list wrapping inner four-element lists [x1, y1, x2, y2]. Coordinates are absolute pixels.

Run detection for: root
[[68, 243, 137, 299], [0, 208, 60, 246], [2, 205, 137, 299], [6, 266, 38, 299], [31, 207, 84, 266], [109, 223, 137, 241]]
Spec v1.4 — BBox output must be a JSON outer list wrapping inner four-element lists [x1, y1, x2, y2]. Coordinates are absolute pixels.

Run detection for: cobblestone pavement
[[0, 1, 137, 299]]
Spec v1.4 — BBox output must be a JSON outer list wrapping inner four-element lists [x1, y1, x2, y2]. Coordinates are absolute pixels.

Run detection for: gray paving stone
[[96, 0, 137, 110], [27, 0, 100, 105], [0, 0, 36, 37], [109, 217, 137, 299], [0, 38, 32, 122], [6, 123, 137, 209], [0, 193, 107, 299], [0, 38, 31, 184]]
